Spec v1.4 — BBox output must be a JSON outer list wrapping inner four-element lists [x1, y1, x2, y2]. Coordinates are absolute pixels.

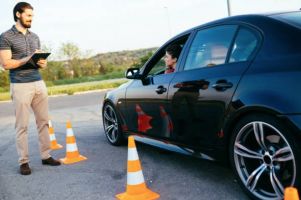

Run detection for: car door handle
[[155, 85, 167, 94], [212, 81, 233, 91]]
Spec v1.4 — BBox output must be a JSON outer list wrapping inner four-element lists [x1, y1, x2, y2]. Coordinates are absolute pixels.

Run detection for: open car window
[[144, 34, 190, 77], [147, 53, 166, 76]]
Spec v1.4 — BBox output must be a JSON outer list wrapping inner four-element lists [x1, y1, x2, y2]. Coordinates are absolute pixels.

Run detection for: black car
[[102, 11, 301, 200]]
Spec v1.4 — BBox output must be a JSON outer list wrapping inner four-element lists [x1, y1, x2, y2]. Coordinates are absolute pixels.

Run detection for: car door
[[167, 25, 261, 148], [124, 35, 191, 138]]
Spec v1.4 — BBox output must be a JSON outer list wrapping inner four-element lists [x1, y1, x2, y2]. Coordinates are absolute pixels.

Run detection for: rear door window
[[184, 25, 237, 70]]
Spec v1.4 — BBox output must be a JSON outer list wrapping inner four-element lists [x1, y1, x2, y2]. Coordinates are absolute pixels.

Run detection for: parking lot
[[0, 91, 248, 200]]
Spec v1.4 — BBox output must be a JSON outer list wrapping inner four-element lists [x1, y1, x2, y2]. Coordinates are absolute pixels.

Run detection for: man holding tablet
[[0, 2, 60, 175]]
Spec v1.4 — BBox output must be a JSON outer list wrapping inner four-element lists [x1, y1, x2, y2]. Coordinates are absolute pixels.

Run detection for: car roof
[[172, 10, 301, 39]]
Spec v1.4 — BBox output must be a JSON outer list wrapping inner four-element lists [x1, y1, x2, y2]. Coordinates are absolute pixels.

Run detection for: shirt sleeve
[[0, 34, 11, 50]]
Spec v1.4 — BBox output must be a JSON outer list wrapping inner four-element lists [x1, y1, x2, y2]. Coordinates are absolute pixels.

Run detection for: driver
[[164, 44, 182, 74]]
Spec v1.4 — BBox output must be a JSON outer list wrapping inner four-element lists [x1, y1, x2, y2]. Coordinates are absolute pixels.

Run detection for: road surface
[[0, 90, 249, 200]]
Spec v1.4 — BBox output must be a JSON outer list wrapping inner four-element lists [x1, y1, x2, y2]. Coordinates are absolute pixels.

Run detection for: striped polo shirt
[[0, 25, 42, 83]]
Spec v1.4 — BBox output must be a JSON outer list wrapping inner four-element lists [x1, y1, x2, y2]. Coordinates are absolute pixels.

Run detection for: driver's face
[[164, 52, 177, 67]]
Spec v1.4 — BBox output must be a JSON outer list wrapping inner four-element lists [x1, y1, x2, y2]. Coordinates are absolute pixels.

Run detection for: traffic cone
[[48, 119, 63, 150], [116, 136, 160, 200], [60, 120, 87, 164], [285, 187, 299, 200]]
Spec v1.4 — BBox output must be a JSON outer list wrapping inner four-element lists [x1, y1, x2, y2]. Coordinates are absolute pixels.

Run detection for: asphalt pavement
[[0, 90, 249, 200]]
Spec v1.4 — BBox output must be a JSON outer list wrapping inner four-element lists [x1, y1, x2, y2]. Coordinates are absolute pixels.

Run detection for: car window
[[229, 28, 258, 63], [184, 25, 237, 70], [148, 57, 165, 75], [146, 35, 189, 76]]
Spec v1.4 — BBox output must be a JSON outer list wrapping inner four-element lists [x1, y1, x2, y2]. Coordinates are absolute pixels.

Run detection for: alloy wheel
[[233, 121, 296, 200], [103, 104, 120, 144]]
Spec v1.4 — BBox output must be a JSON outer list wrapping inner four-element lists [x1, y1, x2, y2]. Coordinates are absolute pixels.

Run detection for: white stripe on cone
[[49, 120, 53, 127], [127, 170, 145, 185], [67, 129, 74, 137], [67, 143, 78, 152], [49, 134, 56, 141], [128, 148, 139, 161]]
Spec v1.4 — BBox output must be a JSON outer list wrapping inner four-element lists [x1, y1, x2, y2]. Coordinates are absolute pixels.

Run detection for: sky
[[0, 0, 300, 56]]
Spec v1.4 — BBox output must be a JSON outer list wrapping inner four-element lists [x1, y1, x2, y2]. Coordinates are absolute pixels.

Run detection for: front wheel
[[102, 103, 124, 146], [229, 114, 300, 200]]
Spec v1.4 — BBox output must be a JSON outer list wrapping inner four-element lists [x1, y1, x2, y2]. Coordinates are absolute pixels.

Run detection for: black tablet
[[28, 52, 51, 67], [30, 52, 51, 63]]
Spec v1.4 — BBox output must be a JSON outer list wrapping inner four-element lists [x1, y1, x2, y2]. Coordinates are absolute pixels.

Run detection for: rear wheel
[[229, 114, 300, 200], [102, 103, 124, 145]]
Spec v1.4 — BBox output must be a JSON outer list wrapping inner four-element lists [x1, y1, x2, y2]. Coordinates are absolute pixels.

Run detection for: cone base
[[60, 155, 87, 164], [51, 144, 63, 150], [284, 187, 299, 200], [116, 188, 160, 200]]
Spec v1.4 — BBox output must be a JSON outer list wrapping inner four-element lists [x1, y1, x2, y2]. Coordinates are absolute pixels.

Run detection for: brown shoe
[[20, 163, 31, 175], [42, 157, 61, 166]]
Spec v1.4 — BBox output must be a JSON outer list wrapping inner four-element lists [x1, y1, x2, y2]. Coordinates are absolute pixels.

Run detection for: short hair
[[13, 2, 33, 22], [166, 44, 182, 60]]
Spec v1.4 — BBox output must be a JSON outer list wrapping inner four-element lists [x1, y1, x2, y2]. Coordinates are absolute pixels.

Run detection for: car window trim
[[225, 26, 240, 64]]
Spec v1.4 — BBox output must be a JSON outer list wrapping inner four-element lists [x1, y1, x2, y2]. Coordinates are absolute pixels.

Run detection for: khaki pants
[[10, 80, 51, 165]]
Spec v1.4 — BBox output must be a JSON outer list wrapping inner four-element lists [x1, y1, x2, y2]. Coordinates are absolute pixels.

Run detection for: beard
[[20, 17, 32, 28]]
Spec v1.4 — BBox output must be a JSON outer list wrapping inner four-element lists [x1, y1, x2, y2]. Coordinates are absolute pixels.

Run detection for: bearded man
[[0, 2, 61, 175]]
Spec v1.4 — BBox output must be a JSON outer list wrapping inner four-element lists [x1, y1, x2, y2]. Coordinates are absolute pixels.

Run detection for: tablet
[[31, 52, 51, 63], [28, 52, 51, 67]]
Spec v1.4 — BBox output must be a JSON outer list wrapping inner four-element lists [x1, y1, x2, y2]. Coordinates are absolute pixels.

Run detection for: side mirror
[[125, 68, 142, 79]]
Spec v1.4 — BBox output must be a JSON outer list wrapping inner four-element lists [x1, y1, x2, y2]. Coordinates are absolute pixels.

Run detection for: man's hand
[[37, 59, 47, 69]]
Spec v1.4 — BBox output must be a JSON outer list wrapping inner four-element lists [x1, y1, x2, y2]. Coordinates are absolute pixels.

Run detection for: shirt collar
[[11, 25, 31, 35]]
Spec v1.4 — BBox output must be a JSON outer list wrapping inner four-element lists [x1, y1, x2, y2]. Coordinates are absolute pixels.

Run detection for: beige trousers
[[10, 80, 51, 165]]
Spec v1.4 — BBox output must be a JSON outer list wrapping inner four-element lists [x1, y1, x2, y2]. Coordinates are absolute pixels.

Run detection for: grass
[[0, 78, 128, 102], [52, 71, 124, 85], [0, 93, 11, 102]]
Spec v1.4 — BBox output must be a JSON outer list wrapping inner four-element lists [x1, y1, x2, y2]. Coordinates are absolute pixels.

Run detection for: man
[[0, 2, 60, 175]]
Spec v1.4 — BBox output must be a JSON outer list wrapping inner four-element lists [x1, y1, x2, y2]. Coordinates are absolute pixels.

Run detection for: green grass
[[52, 71, 124, 85], [0, 71, 125, 93], [0, 79, 128, 101]]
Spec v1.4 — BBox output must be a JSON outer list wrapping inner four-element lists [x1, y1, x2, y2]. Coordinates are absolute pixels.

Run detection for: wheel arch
[[223, 105, 299, 162]]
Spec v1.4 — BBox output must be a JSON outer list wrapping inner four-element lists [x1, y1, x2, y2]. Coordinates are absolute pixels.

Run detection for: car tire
[[102, 102, 124, 146], [229, 114, 301, 200]]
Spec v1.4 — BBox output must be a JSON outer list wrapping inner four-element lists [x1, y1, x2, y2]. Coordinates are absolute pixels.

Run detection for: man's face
[[17, 9, 33, 28]]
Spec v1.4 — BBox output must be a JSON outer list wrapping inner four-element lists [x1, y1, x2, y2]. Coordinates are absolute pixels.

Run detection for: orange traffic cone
[[116, 136, 160, 200], [285, 187, 299, 200], [48, 119, 63, 150], [60, 120, 87, 164]]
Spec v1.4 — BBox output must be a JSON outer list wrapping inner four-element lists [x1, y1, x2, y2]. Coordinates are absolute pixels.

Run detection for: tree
[[132, 52, 153, 68], [59, 42, 81, 78], [59, 42, 80, 60]]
